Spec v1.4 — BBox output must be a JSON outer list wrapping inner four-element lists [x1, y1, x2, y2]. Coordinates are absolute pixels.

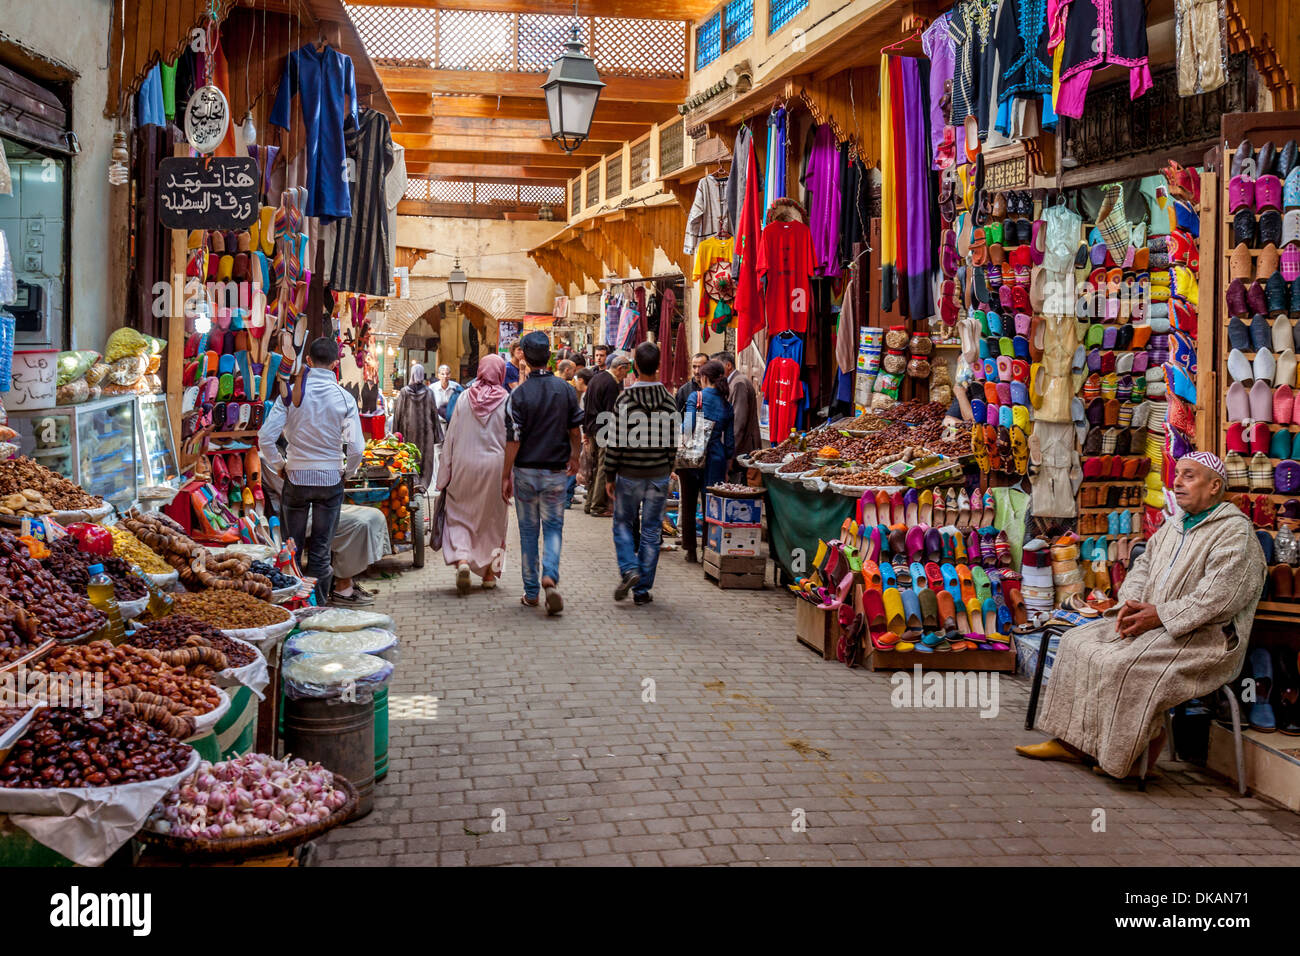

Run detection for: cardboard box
[[1207, 723, 1300, 810], [1014, 631, 1059, 681], [705, 494, 762, 525], [706, 522, 761, 556]]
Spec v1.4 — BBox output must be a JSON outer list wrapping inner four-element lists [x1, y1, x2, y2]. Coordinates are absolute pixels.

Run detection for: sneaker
[[614, 570, 641, 601], [352, 583, 376, 597], [633, 592, 653, 606], [330, 588, 375, 607]]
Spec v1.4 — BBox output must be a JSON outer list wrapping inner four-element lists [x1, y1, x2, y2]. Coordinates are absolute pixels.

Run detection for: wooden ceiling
[[347, 0, 690, 199]]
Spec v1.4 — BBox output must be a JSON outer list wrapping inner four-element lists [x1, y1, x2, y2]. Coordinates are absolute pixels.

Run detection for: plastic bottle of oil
[[86, 563, 126, 645], [132, 564, 174, 622]]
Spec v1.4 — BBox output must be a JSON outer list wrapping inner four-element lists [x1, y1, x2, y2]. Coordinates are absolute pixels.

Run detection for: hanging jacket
[[684, 173, 729, 255]]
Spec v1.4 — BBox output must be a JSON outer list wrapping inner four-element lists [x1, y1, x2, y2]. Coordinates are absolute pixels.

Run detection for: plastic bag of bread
[[145, 353, 162, 375], [57, 350, 100, 386], [105, 327, 150, 362], [108, 354, 148, 386], [85, 362, 111, 386], [56, 379, 89, 405]]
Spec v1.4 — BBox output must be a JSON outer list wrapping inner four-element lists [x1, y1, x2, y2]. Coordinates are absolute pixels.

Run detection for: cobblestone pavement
[[315, 508, 1300, 866]]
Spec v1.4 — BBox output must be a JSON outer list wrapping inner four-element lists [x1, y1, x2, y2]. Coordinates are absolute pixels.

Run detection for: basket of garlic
[[137, 753, 357, 858]]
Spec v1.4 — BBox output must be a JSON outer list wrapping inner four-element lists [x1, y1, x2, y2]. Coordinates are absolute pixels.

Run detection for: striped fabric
[[289, 469, 343, 487], [330, 108, 395, 296]]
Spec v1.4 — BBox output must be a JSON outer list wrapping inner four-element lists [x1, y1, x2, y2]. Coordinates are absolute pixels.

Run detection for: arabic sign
[[157, 157, 260, 230], [183, 85, 230, 154]]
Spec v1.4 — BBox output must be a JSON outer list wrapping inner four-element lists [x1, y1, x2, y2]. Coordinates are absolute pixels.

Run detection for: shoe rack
[[1218, 112, 1300, 624]]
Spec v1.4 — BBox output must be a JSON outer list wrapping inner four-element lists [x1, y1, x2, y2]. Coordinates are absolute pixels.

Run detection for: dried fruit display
[[118, 510, 272, 600], [41, 538, 147, 601], [171, 590, 291, 630], [0, 532, 107, 641], [128, 613, 256, 667], [0, 458, 103, 511], [37, 641, 221, 716]]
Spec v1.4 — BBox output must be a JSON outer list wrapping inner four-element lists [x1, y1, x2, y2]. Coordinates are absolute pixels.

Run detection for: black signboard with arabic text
[[157, 156, 260, 231]]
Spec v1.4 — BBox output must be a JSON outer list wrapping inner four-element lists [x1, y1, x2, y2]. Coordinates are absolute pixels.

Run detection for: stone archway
[[383, 296, 496, 385], [372, 275, 527, 348]]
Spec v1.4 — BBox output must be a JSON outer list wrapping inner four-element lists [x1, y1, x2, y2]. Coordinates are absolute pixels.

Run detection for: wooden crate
[[866, 645, 1018, 672], [702, 550, 765, 589], [794, 598, 837, 660]]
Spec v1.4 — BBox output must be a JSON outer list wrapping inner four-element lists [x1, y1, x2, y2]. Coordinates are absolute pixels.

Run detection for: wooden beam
[[405, 174, 569, 187], [404, 161, 577, 179], [396, 200, 551, 219], [377, 66, 686, 103], [394, 134, 613, 156], [393, 118, 638, 142], [404, 148, 593, 168], [406, 95, 673, 125], [388, 91, 435, 114], [345, 0, 708, 19]]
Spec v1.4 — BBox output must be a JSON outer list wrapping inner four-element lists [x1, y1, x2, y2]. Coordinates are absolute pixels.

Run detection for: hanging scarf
[[879, 54, 898, 313], [734, 133, 765, 351], [763, 106, 787, 225], [901, 56, 935, 321]]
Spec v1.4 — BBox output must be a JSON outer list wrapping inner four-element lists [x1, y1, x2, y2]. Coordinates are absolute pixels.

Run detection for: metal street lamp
[[448, 259, 468, 306], [541, 25, 605, 154]]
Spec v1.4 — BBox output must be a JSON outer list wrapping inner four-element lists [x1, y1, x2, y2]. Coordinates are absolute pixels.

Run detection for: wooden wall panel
[[106, 0, 233, 116]]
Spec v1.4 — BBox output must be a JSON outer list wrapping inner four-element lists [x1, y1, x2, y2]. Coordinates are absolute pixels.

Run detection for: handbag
[[427, 488, 447, 551], [676, 391, 713, 469]]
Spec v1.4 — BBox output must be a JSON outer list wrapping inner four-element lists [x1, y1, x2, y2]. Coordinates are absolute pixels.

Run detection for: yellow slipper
[[1015, 739, 1084, 762]]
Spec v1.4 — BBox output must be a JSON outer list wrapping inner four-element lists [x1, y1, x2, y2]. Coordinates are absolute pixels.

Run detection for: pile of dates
[[129, 614, 256, 667], [41, 538, 147, 601], [0, 704, 192, 788], [0, 593, 41, 665], [0, 532, 106, 641]]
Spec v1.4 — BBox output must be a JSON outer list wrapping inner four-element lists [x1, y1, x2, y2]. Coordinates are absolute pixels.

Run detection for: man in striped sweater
[[602, 342, 680, 606]]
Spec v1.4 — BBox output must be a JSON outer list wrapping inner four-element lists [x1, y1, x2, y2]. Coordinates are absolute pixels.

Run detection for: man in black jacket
[[504, 332, 584, 615], [583, 351, 629, 516], [603, 342, 679, 605]]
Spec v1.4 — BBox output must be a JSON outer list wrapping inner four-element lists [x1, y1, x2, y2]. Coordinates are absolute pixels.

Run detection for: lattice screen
[[769, 0, 808, 35], [349, 5, 685, 78], [522, 185, 566, 204], [346, 4, 438, 64], [694, 11, 721, 71], [570, 179, 580, 216], [604, 155, 623, 199], [593, 18, 687, 79], [476, 182, 517, 203], [723, 0, 754, 50], [404, 179, 431, 201], [585, 168, 600, 209], [518, 15, 591, 73], [659, 119, 684, 175], [438, 10, 514, 71], [428, 181, 475, 203], [629, 138, 652, 187]]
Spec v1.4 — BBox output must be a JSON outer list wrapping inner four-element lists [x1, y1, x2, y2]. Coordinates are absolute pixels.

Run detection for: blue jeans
[[514, 467, 568, 599], [612, 474, 670, 596], [565, 474, 576, 508]]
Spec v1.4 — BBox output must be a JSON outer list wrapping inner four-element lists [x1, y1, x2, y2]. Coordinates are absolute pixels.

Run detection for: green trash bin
[[374, 686, 389, 781]]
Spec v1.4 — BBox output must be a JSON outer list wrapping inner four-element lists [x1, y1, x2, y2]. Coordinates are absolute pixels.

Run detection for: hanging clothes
[[657, 285, 676, 382], [329, 109, 395, 296], [136, 65, 166, 129], [615, 293, 642, 351], [995, 0, 1052, 105], [269, 43, 359, 222], [384, 143, 407, 296], [602, 291, 620, 348], [1056, 0, 1151, 118], [757, 220, 817, 337], [838, 151, 869, 270], [900, 57, 935, 321], [693, 236, 734, 328], [683, 172, 728, 255], [879, 56, 898, 314], [725, 124, 753, 240], [670, 302, 689, 387], [922, 11, 956, 167], [804, 124, 843, 279], [763, 106, 787, 224], [763, 334, 805, 441], [733, 140, 765, 351]]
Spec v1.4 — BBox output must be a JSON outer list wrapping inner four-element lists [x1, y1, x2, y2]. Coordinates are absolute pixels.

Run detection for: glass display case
[[7, 394, 140, 512], [136, 395, 178, 488]]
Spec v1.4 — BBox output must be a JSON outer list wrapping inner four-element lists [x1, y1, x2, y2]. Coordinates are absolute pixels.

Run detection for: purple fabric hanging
[[901, 58, 934, 322], [922, 12, 955, 169], [805, 124, 843, 278]]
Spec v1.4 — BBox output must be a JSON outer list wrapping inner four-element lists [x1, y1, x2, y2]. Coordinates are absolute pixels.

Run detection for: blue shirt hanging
[[270, 43, 358, 222]]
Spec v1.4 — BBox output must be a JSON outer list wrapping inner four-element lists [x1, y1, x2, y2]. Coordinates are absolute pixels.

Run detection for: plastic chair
[[1023, 623, 1247, 795]]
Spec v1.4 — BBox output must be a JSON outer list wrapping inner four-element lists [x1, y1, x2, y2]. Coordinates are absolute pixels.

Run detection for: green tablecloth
[[763, 475, 857, 580]]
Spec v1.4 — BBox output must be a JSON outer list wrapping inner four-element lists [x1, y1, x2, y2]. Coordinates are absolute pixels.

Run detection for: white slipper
[[182, 385, 199, 413], [1274, 316, 1295, 353], [1228, 348, 1254, 383], [1254, 347, 1277, 383], [1277, 347, 1298, 387]]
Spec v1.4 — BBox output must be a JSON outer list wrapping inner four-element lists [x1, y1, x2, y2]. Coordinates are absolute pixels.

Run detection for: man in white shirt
[[432, 364, 461, 422], [259, 337, 365, 604]]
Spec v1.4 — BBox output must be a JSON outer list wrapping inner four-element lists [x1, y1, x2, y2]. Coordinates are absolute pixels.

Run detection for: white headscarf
[[409, 363, 426, 384]]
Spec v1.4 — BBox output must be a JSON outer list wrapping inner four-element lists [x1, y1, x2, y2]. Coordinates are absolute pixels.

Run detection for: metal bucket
[[282, 698, 375, 819]]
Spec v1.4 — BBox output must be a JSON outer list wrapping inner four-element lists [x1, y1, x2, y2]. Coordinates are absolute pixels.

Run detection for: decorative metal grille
[[594, 18, 686, 79], [723, 0, 753, 50], [659, 119, 684, 175], [518, 15, 590, 73], [586, 168, 600, 209], [522, 184, 566, 203], [695, 11, 721, 70], [350, 5, 685, 78], [1060, 52, 1253, 169], [605, 154, 623, 199], [769, 0, 808, 35], [346, 4, 438, 63], [629, 138, 652, 187]]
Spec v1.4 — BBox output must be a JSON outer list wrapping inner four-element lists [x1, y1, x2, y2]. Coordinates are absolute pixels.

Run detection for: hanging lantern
[[541, 25, 605, 154], [448, 259, 468, 306]]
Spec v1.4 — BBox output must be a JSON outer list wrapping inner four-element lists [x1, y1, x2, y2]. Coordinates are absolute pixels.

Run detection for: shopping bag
[[427, 489, 447, 551], [676, 391, 713, 469]]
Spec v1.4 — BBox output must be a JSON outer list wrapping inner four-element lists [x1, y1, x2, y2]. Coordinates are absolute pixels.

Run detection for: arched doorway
[[390, 300, 493, 387]]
